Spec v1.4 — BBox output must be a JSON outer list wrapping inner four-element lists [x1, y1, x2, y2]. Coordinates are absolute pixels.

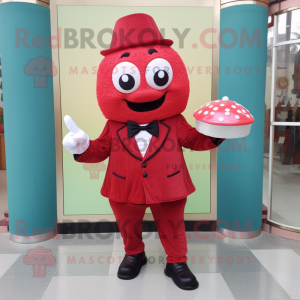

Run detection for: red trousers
[[109, 198, 188, 263]]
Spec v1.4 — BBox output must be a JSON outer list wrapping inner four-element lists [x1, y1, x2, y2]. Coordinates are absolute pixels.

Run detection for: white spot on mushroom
[[218, 117, 224, 122], [235, 115, 240, 119], [220, 104, 225, 106], [210, 112, 215, 115], [242, 109, 246, 113], [209, 105, 213, 108], [198, 110, 202, 114], [215, 100, 220, 102], [206, 104, 210, 106], [246, 114, 250, 118], [225, 108, 230, 112], [225, 112, 230, 116], [231, 105, 236, 108], [237, 110, 241, 113], [222, 96, 229, 100], [204, 111, 208, 115], [213, 107, 218, 111]]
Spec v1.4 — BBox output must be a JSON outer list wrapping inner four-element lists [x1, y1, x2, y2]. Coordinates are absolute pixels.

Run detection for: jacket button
[[142, 163, 146, 168], [143, 172, 147, 177]]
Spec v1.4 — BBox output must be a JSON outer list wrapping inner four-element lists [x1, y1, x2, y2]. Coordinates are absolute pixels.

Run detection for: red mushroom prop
[[193, 96, 255, 138]]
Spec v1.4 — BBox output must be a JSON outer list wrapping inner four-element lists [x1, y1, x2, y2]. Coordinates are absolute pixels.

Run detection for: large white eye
[[112, 62, 140, 94], [145, 58, 173, 90]]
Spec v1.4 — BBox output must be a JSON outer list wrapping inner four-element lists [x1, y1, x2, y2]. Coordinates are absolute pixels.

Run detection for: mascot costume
[[63, 13, 226, 290]]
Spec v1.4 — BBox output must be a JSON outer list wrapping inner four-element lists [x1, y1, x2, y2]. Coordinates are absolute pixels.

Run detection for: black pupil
[[119, 74, 135, 90], [154, 70, 169, 87]]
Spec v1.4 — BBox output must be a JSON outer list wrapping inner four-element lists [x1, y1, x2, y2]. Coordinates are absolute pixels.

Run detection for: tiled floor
[[1, 171, 300, 299], [0, 231, 300, 300]]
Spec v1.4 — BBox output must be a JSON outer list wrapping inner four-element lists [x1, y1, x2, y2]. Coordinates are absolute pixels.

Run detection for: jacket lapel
[[116, 124, 143, 161], [116, 121, 170, 162], [142, 121, 170, 162]]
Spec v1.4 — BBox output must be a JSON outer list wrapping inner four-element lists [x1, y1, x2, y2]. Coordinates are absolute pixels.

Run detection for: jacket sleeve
[[176, 114, 225, 151], [74, 121, 111, 163]]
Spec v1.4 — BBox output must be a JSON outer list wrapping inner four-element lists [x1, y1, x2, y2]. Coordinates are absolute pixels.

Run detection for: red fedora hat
[[100, 13, 173, 56]]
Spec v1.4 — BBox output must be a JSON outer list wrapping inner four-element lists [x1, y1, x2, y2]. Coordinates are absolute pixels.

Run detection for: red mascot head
[[96, 13, 189, 124]]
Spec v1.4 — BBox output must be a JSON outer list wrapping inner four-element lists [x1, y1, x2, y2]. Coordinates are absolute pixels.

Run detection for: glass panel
[[270, 125, 300, 228], [265, 27, 273, 111], [263, 130, 270, 208], [274, 43, 300, 121], [263, 27, 272, 208], [276, 9, 300, 43]]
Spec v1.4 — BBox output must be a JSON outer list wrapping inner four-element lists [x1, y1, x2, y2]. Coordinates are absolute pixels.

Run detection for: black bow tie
[[127, 120, 159, 138]]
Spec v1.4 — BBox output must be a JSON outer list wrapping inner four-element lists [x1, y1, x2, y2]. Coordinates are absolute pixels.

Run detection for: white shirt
[[134, 123, 152, 157]]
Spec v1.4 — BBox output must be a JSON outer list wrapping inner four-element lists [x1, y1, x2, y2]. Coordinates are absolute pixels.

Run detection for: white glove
[[62, 115, 90, 154]]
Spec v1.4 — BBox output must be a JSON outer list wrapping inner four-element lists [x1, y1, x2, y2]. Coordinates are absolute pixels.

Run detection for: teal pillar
[[0, 3, 57, 243], [217, 4, 268, 238]]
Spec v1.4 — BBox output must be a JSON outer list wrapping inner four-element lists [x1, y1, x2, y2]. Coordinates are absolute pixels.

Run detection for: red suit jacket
[[76, 114, 223, 204]]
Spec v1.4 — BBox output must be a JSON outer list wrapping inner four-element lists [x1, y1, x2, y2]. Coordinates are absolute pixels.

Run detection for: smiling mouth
[[124, 92, 167, 112]]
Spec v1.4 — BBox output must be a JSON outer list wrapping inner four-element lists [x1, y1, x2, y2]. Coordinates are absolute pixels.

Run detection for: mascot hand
[[62, 115, 90, 154]]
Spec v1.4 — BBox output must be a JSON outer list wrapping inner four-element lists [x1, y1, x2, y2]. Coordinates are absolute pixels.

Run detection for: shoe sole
[[164, 268, 199, 291], [117, 258, 147, 280]]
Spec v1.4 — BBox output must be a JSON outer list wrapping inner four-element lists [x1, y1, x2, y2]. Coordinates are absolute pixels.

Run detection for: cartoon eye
[[112, 62, 140, 94], [35, 67, 38, 71], [43, 67, 47, 71], [145, 58, 173, 90]]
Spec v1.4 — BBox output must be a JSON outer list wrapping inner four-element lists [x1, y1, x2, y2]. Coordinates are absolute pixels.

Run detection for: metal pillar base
[[216, 225, 262, 239], [10, 229, 57, 244]]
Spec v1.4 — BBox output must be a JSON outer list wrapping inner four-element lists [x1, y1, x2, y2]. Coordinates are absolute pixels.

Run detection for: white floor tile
[[252, 249, 300, 273], [166, 273, 234, 300], [54, 252, 112, 277], [272, 200, 297, 211], [104, 273, 168, 300], [277, 210, 300, 223], [288, 201, 300, 210], [108, 251, 124, 275], [222, 271, 291, 300], [41, 276, 107, 300], [270, 210, 293, 226], [271, 272, 300, 299], [0, 277, 52, 300], [0, 254, 20, 277]]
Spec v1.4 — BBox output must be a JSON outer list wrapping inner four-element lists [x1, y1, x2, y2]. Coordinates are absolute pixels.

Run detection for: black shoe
[[117, 251, 147, 280], [164, 262, 199, 290]]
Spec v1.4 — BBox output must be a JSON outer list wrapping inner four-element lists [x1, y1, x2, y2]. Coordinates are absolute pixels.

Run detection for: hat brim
[[100, 39, 173, 56]]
